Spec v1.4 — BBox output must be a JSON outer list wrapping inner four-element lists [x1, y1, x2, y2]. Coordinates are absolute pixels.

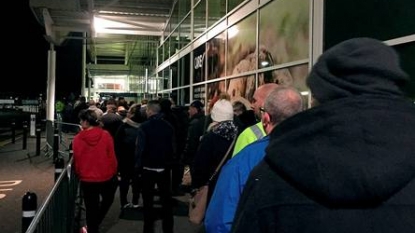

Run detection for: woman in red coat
[[73, 109, 118, 233]]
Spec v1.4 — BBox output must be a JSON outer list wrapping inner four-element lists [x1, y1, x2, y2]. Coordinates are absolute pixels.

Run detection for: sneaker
[[122, 203, 133, 209], [132, 204, 142, 208], [80, 226, 88, 233]]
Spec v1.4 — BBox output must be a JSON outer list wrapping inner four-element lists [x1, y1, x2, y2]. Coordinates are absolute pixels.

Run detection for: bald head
[[263, 86, 303, 127], [252, 83, 279, 119]]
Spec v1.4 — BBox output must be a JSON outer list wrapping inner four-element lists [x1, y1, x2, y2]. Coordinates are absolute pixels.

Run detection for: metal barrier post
[[55, 157, 64, 182], [22, 121, 28, 150], [36, 126, 41, 156], [30, 114, 36, 137], [22, 191, 37, 233], [11, 121, 16, 144], [53, 128, 59, 162]]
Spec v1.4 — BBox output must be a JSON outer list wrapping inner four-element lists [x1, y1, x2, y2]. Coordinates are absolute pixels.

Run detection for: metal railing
[[44, 120, 80, 159], [25, 157, 81, 233]]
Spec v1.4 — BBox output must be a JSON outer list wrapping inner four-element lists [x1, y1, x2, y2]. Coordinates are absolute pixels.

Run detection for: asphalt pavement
[[0, 133, 55, 233]]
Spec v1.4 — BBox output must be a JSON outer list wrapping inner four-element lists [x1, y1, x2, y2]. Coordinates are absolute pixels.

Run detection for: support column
[[46, 44, 56, 122], [82, 32, 87, 98]]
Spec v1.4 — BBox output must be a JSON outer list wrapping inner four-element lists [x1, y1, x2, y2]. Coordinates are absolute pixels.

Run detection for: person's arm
[[190, 133, 212, 189], [105, 131, 118, 175], [230, 166, 262, 233], [114, 124, 125, 164], [72, 136, 81, 176], [205, 160, 241, 233]]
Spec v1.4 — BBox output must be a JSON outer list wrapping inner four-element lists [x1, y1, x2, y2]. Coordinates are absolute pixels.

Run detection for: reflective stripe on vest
[[250, 124, 264, 140]]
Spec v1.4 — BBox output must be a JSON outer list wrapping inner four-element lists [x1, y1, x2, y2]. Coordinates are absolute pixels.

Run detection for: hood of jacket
[[264, 95, 415, 208], [77, 127, 105, 147]]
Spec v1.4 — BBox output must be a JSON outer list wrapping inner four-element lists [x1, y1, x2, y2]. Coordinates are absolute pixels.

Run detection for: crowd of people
[[69, 37, 415, 233]]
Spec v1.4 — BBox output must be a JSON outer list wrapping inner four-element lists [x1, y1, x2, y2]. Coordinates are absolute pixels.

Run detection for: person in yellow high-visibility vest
[[232, 83, 278, 157], [55, 99, 65, 121]]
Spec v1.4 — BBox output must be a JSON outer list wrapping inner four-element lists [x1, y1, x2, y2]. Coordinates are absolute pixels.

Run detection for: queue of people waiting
[[67, 37, 415, 233]]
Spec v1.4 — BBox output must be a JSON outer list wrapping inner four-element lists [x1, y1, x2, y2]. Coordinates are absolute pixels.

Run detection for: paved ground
[[0, 132, 202, 233], [0, 134, 55, 233]]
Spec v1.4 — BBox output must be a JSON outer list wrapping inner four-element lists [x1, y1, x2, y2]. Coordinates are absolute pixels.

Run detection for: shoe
[[122, 203, 133, 209], [132, 204, 142, 208], [80, 226, 88, 233]]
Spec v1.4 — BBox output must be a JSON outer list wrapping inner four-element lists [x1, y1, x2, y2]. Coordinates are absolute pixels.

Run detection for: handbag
[[188, 137, 236, 225], [188, 185, 209, 225]]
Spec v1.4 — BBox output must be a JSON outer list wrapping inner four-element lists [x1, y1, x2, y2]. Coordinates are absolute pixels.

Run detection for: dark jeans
[[80, 177, 118, 233], [142, 169, 174, 233], [119, 168, 142, 207]]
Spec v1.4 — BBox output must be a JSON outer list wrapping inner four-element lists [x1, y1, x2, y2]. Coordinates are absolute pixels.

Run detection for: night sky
[[3, 0, 83, 99]]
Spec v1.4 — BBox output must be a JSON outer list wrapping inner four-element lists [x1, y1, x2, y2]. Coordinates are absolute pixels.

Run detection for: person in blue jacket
[[204, 86, 304, 233]]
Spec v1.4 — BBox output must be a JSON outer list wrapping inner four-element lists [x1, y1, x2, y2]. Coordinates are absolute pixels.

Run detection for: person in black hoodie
[[231, 37, 415, 233], [160, 98, 185, 196], [135, 100, 175, 233], [114, 103, 144, 210]]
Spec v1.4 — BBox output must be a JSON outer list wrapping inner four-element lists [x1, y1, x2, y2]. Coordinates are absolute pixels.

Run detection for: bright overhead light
[[94, 16, 129, 34], [93, 15, 162, 36]]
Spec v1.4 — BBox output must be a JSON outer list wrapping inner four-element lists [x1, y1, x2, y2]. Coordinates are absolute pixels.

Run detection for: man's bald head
[[251, 83, 279, 119]]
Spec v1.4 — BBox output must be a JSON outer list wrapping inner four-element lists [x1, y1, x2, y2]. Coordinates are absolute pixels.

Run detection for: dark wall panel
[[324, 0, 415, 99], [324, 0, 415, 48]]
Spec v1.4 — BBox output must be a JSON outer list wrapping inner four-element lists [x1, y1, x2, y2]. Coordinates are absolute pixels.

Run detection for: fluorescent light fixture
[[94, 16, 126, 32], [300, 91, 309, 96], [93, 16, 160, 36]]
